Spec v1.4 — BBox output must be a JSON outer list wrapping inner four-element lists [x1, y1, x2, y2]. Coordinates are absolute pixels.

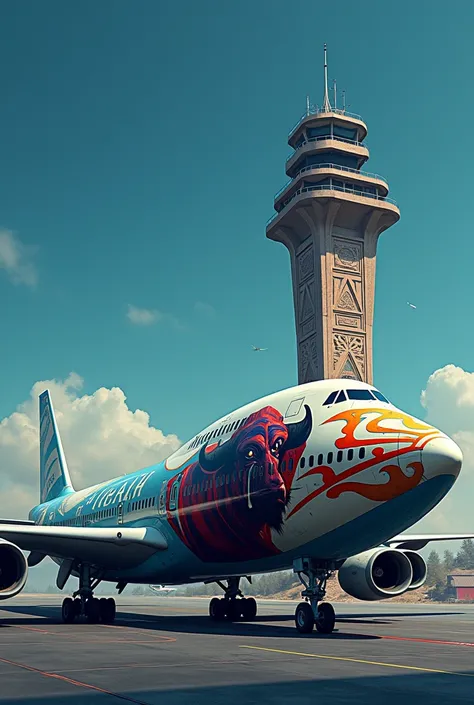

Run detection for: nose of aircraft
[[422, 435, 463, 480]]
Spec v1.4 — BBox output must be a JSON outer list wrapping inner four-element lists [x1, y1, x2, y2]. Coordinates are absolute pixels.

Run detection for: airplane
[[0, 381, 471, 635], [407, 302, 417, 309], [149, 584, 177, 595], [251, 345, 267, 351]]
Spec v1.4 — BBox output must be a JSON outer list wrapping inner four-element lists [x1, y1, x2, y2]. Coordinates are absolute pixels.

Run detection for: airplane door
[[117, 502, 123, 525]]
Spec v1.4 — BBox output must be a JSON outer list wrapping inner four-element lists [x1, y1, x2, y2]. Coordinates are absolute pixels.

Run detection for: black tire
[[315, 602, 336, 634], [295, 601, 314, 634], [85, 597, 100, 624], [209, 597, 223, 621], [241, 597, 257, 621], [225, 599, 241, 622], [62, 597, 76, 624], [73, 598, 82, 617], [98, 597, 116, 624]]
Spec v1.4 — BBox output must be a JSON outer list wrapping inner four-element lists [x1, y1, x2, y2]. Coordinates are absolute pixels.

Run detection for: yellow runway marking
[[240, 645, 474, 678]]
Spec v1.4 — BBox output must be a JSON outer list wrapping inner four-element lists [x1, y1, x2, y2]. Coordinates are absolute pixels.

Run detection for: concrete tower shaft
[[266, 49, 400, 385]]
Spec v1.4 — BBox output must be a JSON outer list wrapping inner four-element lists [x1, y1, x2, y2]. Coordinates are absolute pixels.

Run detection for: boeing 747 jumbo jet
[[0, 382, 472, 634]]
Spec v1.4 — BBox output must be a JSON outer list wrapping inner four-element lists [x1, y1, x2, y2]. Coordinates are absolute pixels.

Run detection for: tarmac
[[0, 595, 473, 704]]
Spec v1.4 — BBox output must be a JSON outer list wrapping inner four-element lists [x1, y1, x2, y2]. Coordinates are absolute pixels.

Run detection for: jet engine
[[0, 539, 28, 600], [338, 547, 417, 601], [402, 549, 427, 590]]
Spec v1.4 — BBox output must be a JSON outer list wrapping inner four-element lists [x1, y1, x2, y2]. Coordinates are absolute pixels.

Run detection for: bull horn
[[199, 438, 235, 472], [284, 404, 312, 450]]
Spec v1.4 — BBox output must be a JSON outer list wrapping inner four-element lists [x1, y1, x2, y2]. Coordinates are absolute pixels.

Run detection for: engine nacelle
[[0, 539, 28, 600], [338, 547, 413, 601], [403, 550, 427, 590]]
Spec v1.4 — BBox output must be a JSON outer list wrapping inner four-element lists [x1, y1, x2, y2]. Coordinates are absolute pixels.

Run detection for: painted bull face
[[199, 405, 313, 532]]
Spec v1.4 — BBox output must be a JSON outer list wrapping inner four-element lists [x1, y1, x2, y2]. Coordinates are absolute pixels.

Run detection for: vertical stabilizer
[[39, 390, 74, 504]]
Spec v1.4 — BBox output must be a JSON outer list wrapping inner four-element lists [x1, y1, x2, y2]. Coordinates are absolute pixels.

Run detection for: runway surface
[[0, 595, 473, 704]]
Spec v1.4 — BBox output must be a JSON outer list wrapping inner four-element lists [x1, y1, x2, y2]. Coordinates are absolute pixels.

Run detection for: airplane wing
[[0, 524, 168, 570], [386, 534, 474, 550]]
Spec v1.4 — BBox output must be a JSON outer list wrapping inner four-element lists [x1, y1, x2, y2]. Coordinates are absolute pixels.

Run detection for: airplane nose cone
[[422, 436, 463, 479]]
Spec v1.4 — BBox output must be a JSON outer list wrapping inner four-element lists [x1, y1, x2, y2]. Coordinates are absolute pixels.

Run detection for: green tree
[[443, 549, 455, 572], [454, 539, 474, 570], [426, 550, 445, 586]]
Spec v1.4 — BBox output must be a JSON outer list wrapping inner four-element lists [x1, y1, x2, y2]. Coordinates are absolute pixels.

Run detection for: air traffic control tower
[[266, 46, 400, 385]]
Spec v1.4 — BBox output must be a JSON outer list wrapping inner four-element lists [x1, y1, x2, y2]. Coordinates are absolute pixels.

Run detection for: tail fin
[[39, 390, 74, 504]]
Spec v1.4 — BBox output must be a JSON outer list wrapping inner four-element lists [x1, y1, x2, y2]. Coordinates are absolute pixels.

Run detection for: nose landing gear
[[208, 577, 257, 622], [293, 558, 336, 635], [60, 564, 116, 624]]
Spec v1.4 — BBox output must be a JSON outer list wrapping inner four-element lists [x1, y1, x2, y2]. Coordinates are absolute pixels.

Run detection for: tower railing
[[287, 134, 368, 161], [267, 185, 398, 226], [288, 106, 364, 137], [274, 163, 388, 200]]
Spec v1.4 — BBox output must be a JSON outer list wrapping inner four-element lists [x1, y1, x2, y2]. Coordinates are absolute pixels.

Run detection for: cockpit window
[[323, 391, 338, 405], [335, 390, 346, 403], [347, 389, 376, 401], [371, 390, 390, 403]]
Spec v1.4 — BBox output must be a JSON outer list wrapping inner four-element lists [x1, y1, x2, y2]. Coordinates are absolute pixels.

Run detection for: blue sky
[[1, 0, 473, 442]]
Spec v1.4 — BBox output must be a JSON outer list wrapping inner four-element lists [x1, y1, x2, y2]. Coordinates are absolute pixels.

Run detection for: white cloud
[[194, 301, 216, 319], [0, 229, 38, 287], [126, 304, 162, 325], [0, 373, 182, 520], [412, 364, 474, 536]]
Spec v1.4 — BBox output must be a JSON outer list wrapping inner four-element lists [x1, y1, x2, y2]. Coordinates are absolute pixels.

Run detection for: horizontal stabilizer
[[387, 533, 474, 550], [0, 524, 168, 571]]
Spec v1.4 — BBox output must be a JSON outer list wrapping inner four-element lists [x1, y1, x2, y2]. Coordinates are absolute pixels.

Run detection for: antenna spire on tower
[[322, 43, 331, 113]]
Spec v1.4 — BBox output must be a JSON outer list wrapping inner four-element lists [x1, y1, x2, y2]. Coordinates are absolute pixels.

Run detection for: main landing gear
[[61, 564, 116, 625], [293, 558, 336, 635], [208, 577, 257, 622]]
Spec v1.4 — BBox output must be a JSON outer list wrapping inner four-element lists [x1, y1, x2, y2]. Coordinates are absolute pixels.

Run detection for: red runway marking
[[378, 634, 474, 648], [0, 655, 152, 705]]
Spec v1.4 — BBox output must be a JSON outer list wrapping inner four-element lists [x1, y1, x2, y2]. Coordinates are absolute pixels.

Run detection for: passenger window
[[318, 453, 323, 465], [335, 390, 346, 403], [348, 448, 354, 461], [300, 457, 306, 469], [281, 460, 286, 472], [327, 452, 333, 464], [337, 450, 343, 462], [359, 447, 365, 459], [309, 455, 314, 467], [323, 391, 338, 405], [289, 458, 294, 471]]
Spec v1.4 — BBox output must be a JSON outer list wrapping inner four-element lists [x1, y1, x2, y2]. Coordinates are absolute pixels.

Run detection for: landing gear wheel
[[73, 598, 82, 617], [209, 597, 225, 621], [62, 597, 76, 624], [295, 601, 314, 634], [85, 597, 100, 624], [99, 597, 116, 624], [315, 602, 335, 634], [225, 599, 241, 622], [241, 597, 257, 621]]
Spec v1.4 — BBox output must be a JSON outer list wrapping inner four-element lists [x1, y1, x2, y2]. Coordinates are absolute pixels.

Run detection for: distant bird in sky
[[251, 345, 268, 352], [407, 302, 417, 309]]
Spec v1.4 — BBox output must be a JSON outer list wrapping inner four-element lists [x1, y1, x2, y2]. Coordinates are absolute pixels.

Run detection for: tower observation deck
[[266, 45, 400, 385]]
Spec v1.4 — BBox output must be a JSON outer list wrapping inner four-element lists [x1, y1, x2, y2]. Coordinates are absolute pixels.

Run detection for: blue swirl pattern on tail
[[39, 390, 74, 504]]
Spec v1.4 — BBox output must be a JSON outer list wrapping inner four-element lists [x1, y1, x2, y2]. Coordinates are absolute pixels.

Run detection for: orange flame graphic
[[287, 408, 444, 519]]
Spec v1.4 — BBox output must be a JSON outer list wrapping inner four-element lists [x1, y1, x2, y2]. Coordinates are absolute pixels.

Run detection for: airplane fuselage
[[29, 379, 462, 586]]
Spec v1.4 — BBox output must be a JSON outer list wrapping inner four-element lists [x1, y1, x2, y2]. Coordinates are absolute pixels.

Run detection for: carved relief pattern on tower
[[299, 334, 318, 383], [333, 238, 362, 273], [333, 276, 362, 313], [332, 334, 366, 379], [335, 313, 360, 329], [298, 245, 314, 282]]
